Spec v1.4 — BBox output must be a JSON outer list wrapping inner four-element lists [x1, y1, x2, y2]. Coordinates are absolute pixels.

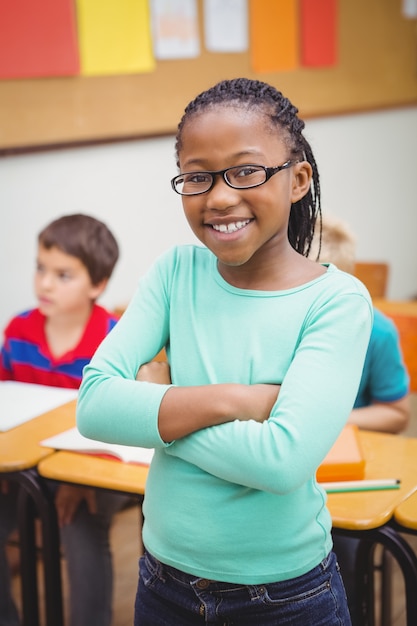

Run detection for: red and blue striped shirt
[[0, 305, 118, 389]]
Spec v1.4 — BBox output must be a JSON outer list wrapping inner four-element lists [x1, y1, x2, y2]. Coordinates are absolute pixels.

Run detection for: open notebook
[[41, 423, 365, 480], [41, 427, 154, 466], [316, 424, 365, 483], [0, 381, 78, 432]]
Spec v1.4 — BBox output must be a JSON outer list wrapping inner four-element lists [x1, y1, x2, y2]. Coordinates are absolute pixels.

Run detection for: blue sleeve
[[355, 309, 409, 407], [0, 342, 12, 379], [0, 319, 14, 379]]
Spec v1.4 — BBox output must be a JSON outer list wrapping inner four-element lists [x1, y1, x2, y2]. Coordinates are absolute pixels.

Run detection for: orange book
[[317, 424, 365, 483]]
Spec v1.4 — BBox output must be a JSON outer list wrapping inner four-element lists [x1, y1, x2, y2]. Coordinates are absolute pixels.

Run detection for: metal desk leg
[[355, 526, 417, 626], [380, 549, 393, 626], [16, 485, 39, 626], [17, 470, 63, 626]]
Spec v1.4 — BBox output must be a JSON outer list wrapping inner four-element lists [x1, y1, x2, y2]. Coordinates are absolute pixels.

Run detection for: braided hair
[[175, 78, 321, 257]]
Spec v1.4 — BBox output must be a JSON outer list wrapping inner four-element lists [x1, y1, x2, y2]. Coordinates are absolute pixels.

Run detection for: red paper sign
[[0, 0, 79, 79], [300, 0, 338, 67]]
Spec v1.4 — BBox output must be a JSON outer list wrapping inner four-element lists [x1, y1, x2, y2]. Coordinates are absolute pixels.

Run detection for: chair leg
[[354, 526, 417, 626], [17, 486, 40, 626], [17, 470, 64, 626], [356, 539, 378, 626], [380, 549, 393, 626]]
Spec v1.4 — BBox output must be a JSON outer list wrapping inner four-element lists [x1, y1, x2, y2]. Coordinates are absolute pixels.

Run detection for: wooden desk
[[37, 448, 148, 611], [39, 430, 417, 529], [0, 399, 76, 626], [328, 430, 417, 530], [16, 408, 417, 626], [38, 450, 149, 495], [395, 490, 417, 531], [373, 299, 417, 392], [327, 430, 417, 626], [373, 300, 417, 317], [0, 399, 76, 470], [39, 428, 417, 626]]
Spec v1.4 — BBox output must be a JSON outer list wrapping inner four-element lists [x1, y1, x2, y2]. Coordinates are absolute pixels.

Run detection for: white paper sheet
[[0, 381, 77, 432], [204, 0, 248, 53], [151, 0, 200, 59]]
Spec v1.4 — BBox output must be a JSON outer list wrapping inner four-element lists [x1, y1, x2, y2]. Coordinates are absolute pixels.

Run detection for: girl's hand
[[136, 361, 171, 385]]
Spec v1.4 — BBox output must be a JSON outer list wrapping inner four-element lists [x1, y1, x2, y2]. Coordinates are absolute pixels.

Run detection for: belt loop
[[248, 584, 266, 601], [144, 549, 166, 582]]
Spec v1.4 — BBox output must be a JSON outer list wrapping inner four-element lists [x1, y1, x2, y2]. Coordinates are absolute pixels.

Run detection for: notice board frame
[[0, 0, 416, 153]]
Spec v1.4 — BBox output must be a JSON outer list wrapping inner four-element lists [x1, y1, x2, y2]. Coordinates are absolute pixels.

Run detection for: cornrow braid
[[175, 78, 321, 256]]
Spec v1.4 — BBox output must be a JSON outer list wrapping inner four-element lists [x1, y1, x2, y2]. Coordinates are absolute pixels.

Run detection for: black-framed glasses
[[171, 160, 296, 196]]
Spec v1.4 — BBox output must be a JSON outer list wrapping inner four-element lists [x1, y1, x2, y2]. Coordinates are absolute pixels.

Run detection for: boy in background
[[0, 213, 128, 626], [310, 215, 410, 624]]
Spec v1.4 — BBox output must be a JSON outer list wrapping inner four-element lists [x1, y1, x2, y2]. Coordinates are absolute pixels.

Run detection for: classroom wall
[[1, 105, 416, 332]]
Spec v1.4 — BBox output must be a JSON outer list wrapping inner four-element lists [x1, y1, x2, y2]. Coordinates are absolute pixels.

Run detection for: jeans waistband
[[143, 549, 334, 590]]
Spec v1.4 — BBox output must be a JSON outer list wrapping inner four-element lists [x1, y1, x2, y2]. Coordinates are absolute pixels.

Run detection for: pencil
[[320, 478, 401, 493]]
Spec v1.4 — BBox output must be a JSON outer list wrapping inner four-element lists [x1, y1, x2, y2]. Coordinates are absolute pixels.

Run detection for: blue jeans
[[135, 549, 352, 625], [332, 534, 361, 626]]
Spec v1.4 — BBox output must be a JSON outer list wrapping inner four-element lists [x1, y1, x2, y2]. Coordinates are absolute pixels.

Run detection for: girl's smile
[[210, 219, 251, 234]]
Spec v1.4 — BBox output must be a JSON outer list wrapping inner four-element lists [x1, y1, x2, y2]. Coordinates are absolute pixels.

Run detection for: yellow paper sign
[[77, 0, 155, 75]]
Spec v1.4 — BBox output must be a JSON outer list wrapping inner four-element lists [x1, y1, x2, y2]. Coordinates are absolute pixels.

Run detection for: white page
[[204, 0, 248, 53], [41, 427, 154, 465], [151, 0, 200, 59], [0, 381, 78, 432]]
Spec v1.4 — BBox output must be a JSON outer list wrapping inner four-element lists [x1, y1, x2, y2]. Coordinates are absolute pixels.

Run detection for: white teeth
[[212, 220, 250, 233]]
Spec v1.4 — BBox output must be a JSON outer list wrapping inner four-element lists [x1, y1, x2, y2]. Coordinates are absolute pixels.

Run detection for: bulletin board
[[0, 0, 416, 152]]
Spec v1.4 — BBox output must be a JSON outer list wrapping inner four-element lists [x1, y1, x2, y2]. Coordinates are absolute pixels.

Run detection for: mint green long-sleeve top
[[77, 245, 373, 584]]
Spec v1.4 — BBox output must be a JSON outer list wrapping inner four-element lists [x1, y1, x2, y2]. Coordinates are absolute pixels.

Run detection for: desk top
[[39, 424, 417, 531], [0, 400, 76, 472], [373, 299, 417, 317], [38, 451, 149, 495], [328, 430, 417, 530], [10, 400, 417, 530], [394, 489, 417, 530]]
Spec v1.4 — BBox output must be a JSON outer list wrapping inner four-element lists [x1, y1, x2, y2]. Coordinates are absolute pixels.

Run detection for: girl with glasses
[[77, 78, 372, 625]]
